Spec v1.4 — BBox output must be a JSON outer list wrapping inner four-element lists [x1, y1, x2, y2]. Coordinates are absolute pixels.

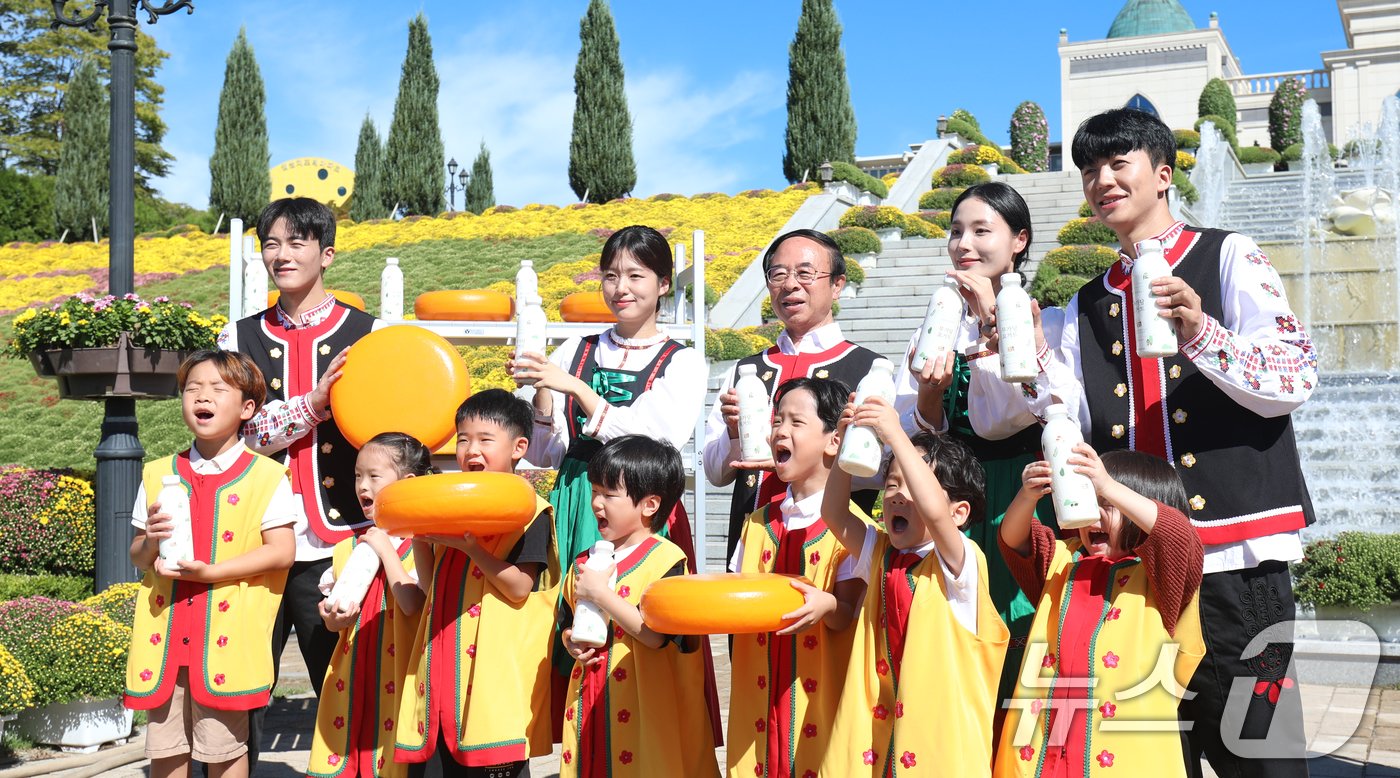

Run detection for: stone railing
[[1225, 68, 1329, 97]]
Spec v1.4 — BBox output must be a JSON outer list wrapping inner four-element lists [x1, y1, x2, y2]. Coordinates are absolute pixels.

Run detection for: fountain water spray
[[1194, 120, 1229, 228], [1381, 95, 1400, 368], [1300, 99, 1337, 329]]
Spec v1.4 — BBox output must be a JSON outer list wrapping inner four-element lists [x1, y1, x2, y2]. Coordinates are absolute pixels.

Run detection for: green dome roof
[[1107, 0, 1195, 38]]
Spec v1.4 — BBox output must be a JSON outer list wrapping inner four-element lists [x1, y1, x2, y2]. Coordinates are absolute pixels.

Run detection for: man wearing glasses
[[702, 228, 884, 561]]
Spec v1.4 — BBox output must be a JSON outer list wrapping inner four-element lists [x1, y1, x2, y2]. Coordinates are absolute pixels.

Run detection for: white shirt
[[527, 329, 707, 468], [727, 488, 872, 583], [1021, 224, 1313, 573], [853, 527, 981, 634], [131, 443, 300, 533]]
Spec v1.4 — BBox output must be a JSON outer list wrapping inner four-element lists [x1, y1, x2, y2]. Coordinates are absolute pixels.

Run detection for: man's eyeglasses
[[765, 267, 832, 287]]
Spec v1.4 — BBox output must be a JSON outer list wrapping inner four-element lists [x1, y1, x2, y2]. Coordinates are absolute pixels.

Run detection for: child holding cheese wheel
[[394, 390, 560, 778], [821, 400, 1009, 777], [558, 435, 719, 778], [307, 432, 431, 778], [726, 377, 869, 778]]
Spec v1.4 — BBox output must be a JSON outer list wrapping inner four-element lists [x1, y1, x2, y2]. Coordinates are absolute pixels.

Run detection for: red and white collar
[[1117, 221, 1187, 269], [273, 294, 336, 329]]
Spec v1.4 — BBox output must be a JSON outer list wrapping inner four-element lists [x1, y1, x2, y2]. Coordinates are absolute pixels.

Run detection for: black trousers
[[1180, 560, 1310, 778], [406, 731, 530, 778]]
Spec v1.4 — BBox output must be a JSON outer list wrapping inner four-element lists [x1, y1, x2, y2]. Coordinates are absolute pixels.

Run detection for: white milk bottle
[[155, 475, 194, 566], [996, 272, 1037, 383], [735, 364, 772, 462], [570, 540, 616, 647], [911, 276, 965, 372], [1131, 239, 1179, 358], [380, 257, 403, 321], [514, 294, 548, 384], [325, 541, 382, 613], [1041, 404, 1100, 528], [837, 358, 897, 478], [515, 259, 539, 303]]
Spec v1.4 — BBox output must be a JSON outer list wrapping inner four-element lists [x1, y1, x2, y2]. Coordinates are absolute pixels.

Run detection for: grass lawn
[[0, 232, 602, 471]]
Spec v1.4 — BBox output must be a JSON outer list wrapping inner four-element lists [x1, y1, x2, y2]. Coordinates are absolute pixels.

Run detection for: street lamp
[[817, 161, 834, 185], [937, 115, 949, 137], [446, 157, 459, 211], [51, 0, 195, 593]]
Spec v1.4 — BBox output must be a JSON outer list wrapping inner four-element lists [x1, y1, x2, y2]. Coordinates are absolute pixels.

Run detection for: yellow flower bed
[[0, 274, 97, 312], [0, 641, 34, 714]]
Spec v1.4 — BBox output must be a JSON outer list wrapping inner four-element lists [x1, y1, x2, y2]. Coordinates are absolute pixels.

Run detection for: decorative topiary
[[838, 205, 907, 230], [900, 214, 945, 240], [932, 164, 991, 188], [1009, 101, 1050, 173], [1039, 273, 1093, 308], [1197, 78, 1237, 135], [997, 155, 1029, 175], [1269, 77, 1308, 152], [82, 582, 141, 628], [1078, 201, 1094, 218], [950, 108, 980, 130], [1176, 150, 1196, 172], [844, 259, 866, 285], [827, 161, 889, 198], [1173, 169, 1199, 204], [948, 145, 1002, 166], [1195, 115, 1238, 150], [1057, 217, 1117, 246], [945, 118, 993, 148], [916, 210, 951, 230], [919, 188, 966, 211], [1043, 244, 1118, 277], [826, 226, 881, 256], [1237, 146, 1282, 165], [1173, 129, 1201, 151], [0, 642, 34, 714]]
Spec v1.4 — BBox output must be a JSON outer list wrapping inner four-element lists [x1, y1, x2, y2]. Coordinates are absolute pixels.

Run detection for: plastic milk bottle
[[514, 294, 548, 384], [155, 475, 194, 566], [380, 257, 403, 321], [571, 540, 617, 647], [326, 542, 383, 613], [1131, 239, 1179, 358], [1042, 404, 1100, 528], [996, 273, 1038, 383], [837, 359, 897, 478], [911, 276, 965, 372], [735, 364, 773, 462]]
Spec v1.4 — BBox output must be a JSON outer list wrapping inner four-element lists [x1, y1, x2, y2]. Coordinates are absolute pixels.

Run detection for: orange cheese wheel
[[414, 289, 514, 321], [375, 471, 537, 536], [558, 291, 616, 323], [268, 289, 366, 311], [639, 573, 810, 635], [329, 326, 469, 450]]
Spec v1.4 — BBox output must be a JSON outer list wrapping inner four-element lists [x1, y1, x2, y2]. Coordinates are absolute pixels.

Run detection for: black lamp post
[[446, 157, 459, 211], [51, 0, 195, 593]]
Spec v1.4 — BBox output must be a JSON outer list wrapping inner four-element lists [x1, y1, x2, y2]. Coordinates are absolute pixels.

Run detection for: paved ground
[[18, 637, 1400, 778]]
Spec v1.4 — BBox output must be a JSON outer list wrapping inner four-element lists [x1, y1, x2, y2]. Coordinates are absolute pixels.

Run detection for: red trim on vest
[[764, 504, 828, 777], [753, 341, 860, 508], [1192, 507, 1308, 545], [882, 552, 921, 677]]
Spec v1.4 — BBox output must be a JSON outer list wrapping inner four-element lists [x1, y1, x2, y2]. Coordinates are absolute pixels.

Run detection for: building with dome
[[1059, 0, 1400, 149]]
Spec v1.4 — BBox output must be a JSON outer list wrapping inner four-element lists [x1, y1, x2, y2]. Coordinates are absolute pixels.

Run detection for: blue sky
[[141, 0, 1347, 209]]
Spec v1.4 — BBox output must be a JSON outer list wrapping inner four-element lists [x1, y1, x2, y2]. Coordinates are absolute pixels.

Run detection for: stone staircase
[[839, 169, 1089, 362], [1219, 169, 1372, 241]]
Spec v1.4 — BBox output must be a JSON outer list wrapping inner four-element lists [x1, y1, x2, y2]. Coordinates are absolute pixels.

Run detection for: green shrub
[[1078, 201, 1094, 218], [1028, 261, 1059, 304], [0, 642, 34, 714], [1030, 262, 1093, 307], [1197, 78, 1237, 134], [945, 117, 993, 147], [828, 161, 889, 198], [826, 226, 881, 256], [1281, 142, 1340, 163], [1344, 139, 1382, 159], [82, 582, 141, 628], [0, 573, 92, 603], [1057, 217, 1117, 246], [1293, 532, 1400, 609], [1269, 77, 1308, 152], [932, 164, 991, 188], [997, 156, 1029, 175], [920, 188, 966, 211], [951, 108, 979, 130], [710, 324, 781, 356], [1176, 150, 1196, 172], [0, 169, 53, 244], [838, 205, 906, 230], [916, 210, 951, 230], [1173, 129, 1201, 150], [1173, 169, 1199, 204], [0, 597, 100, 706], [844, 259, 866, 285], [948, 145, 1002, 166], [1009, 101, 1050, 173], [1043, 244, 1118, 277], [1195, 115, 1238, 149], [900, 215, 944, 240], [1238, 146, 1281, 165], [0, 467, 95, 577]]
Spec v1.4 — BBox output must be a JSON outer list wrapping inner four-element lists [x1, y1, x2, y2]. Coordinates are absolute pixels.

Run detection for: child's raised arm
[[1000, 461, 1051, 557], [425, 533, 538, 604], [574, 558, 668, 650], [1068, 443, 1159, 535], [820, 397, 872, 555], [364, 527, 425, 617]]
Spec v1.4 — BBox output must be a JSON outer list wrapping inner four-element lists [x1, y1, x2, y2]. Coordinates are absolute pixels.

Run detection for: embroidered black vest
[[1076, 226, 1314, 544], [235, 301, 377, 543], [561, 334, 686, 463], [723, 341, 883, 559]]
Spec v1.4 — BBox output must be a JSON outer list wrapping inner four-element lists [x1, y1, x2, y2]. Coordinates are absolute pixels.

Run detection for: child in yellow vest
[[558, 435, 719, 777], [995, 445, 1205, 778], [308, 432, 435, 778], [124, 350, 297, 778], [822, 396, 1009, 776], [394, 389, 558, 778], [727, 377, 869, 778]]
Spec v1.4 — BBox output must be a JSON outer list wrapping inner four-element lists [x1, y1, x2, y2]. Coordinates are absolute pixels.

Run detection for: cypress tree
[[350, 115, 386, 222], [52, 58, 108, 241], [782, 0, 857, 184], [383, 14, 445, 216], [568, 0, 635, 203], [208, 28, 270, 230], [464, 142, 494, 214]]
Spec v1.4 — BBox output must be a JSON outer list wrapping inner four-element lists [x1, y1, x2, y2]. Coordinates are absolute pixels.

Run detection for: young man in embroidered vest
[[394, 390, 559, 778], [558, 435, 719, 777], [727, 377, 869, 778], [124, 350, 297, 778], [702, 229, 882, 562], [995, 445, 1205, 778], [821, 396, 1009, 777], [989, 108, 1317, 777], [217, 197, 384, 700], [308, 432, 434, 778]]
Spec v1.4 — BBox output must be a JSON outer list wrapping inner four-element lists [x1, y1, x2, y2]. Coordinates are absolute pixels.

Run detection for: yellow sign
[[269, 158, 354, 204]]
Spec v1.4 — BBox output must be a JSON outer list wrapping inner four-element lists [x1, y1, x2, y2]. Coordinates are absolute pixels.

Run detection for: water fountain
[[1193, 120, 1229, 227]]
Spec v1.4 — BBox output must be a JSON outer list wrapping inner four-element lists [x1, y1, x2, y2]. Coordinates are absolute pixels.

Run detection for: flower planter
[[980, 163, 999, 179], [12, 697, 133, 754], [31, 333, 191, 400], [875, 228, 903, 242], [1241, 162, 1275, 176], [850, 251, 877, 270]]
